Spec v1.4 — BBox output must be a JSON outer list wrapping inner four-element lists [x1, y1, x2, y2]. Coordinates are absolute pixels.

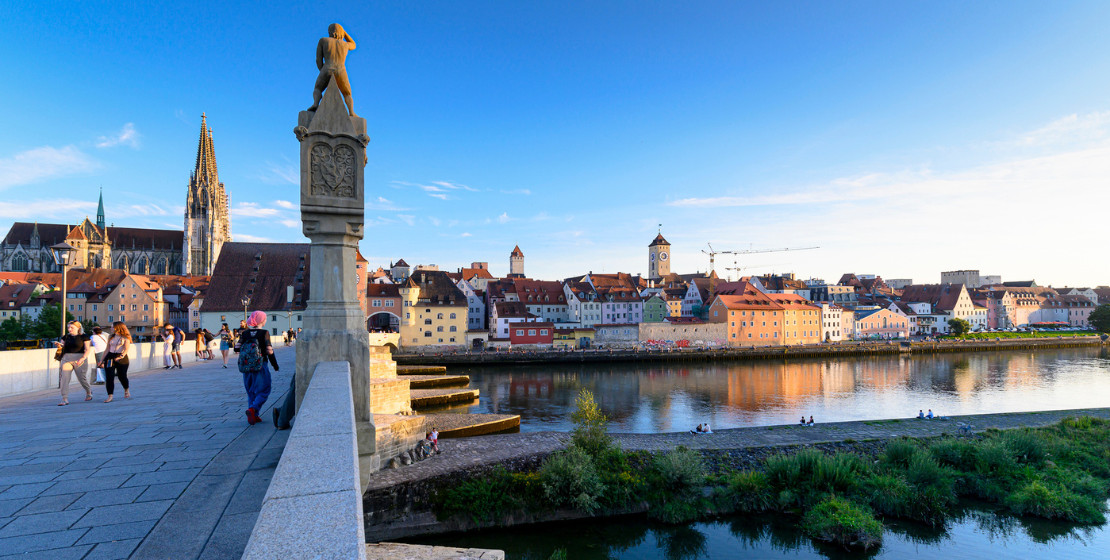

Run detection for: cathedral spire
[[194, 113, 219, 187], [184, 113, 231, 276], [96, 187, 105, 230]]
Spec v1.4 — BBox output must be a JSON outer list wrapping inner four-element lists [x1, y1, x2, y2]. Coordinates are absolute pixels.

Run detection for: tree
[[948, 317, 971, 336], [0, 316, 24, 341], [1089, 304, 1110, 334], [31, 303, 75, 340]]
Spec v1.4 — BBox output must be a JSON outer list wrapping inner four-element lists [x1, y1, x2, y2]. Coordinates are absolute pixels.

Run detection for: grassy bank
[[432, 393, 1110, 552]]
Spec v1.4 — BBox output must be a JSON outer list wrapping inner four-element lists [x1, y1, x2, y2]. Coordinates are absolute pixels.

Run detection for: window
[[384, 300, 394, 307], [132, 304, 138, 311], [108, 304, 114, 311], [92, 304, 98, 311], [449, 326, 457, 332], [437, 326, 444, 332], [450, 337, 456, 342], [424, 319, 432, 325], [437, 313, 443, 319], [424, 331, 432, 337], [516, 329, 524, 336], [372, 299, 381, 307], [540, 329, 548, 335], [450, 313, 456, 319], [108, 315, 114, 322], [143, 304, 149, 311]]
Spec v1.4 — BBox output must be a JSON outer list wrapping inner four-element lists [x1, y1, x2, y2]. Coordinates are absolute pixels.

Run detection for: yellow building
[[399, 270, 468, 348], [766, 293, 823, 346]]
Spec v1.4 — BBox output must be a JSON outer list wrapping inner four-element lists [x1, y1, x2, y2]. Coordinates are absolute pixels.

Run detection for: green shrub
[[862, 474, 913, 518], [722, 470, 774, 513], [548, 549, 567, 560], [813, 453, 868, 495], [541, 446, 605, 513], [882, 439, 920, 469], [1002, 430, 1047, 464], [650, 446, 706, 494], [435, 468, 538, 523], [929, 438, 977, 471], [595, 446, 643, 509], [801, 496, 883, 550], [975, 441, 1018, 477], [570, 389, 611, 457], [1005, 481, 1107, 524]]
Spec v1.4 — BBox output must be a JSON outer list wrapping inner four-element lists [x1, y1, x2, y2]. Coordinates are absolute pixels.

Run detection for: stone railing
[[242, 360, 367, 560], [0, 340, 200, 399]]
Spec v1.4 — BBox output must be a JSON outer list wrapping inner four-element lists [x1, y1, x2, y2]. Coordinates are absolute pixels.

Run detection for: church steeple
[[96, 187, 105, 230], [183, 113, 232, 276]]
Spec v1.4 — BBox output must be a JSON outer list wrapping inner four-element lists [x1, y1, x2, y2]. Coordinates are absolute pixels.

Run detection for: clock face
[[659, 252, 669, 261]]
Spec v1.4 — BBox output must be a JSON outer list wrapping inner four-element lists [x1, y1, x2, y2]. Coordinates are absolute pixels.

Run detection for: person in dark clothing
[[97, 321, 132, 402], [236, 310, 279, 425], [55, 321, 93, 405]]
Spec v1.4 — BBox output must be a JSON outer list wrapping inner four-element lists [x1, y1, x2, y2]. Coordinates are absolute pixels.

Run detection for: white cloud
[[367, 197, 407, 211], [0, 146, 100, 189], [501, 188, 532, 195], [397, 214, 415, 226], [428, 217, 441, 226], [460, 232, 472, 237], [232, 203, 281, 218], [259, 162, 299, 185], [0, 199, 94, 219], [1009, 111, 1110, 148], [274, 200, 296, 209], [113, 204, 169, 217], [279, 219, 300, 228], [428, 193, 450, 200], [95, 123, 141, 149], [235, 233, 275, 243], [497, 212, 511, 224]]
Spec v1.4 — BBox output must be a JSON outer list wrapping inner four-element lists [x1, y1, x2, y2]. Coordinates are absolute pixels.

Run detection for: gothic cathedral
[[0, 115, 231, 276], [183, 114, 232, 276]]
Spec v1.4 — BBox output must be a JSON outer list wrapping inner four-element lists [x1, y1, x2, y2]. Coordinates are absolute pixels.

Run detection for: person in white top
[[89, 326, 110, 385]]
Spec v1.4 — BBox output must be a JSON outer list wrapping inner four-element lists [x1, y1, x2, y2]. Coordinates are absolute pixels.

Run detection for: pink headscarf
[[248, 310, 267, 328]]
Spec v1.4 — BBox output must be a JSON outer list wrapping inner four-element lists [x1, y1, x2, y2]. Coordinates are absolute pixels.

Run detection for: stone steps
[[421, 413, 520, 438], [397, 365, 447, 375], [404, 374, 471, 389], [410, 387, 479, 408]]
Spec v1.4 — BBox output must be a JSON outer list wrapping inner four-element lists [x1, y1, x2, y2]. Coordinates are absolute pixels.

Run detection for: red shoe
[[246, 408, 260, 425]]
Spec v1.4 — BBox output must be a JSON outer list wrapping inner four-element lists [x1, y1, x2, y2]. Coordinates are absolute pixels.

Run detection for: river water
[[444, 347, 1110, 433], [413, 347, 1110, 558]]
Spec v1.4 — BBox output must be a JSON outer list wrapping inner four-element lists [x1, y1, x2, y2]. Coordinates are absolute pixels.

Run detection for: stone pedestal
[[295, 77, 375, 470]]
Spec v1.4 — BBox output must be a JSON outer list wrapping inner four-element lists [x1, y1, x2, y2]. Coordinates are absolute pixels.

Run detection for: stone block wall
[[373, 415, 428, 466], [370, 379, 411, 415]]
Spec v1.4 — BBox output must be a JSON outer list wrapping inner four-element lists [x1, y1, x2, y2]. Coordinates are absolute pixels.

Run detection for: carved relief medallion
[[309, 143, 356, 198]]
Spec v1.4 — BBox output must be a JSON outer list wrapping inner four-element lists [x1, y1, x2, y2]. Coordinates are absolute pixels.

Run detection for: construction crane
[[704, 244, 819, 274]]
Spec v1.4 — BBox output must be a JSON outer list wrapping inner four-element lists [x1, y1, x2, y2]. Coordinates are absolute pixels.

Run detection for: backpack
[[237, 331, 264, 373]]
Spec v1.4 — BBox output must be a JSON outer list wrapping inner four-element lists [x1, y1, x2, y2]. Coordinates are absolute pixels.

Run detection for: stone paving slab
[[365, 407, 1110, 491], [0, 347, 295, 559]]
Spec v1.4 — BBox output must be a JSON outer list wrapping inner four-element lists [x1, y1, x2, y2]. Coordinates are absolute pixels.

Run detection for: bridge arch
[[366, 311, 400, 333]]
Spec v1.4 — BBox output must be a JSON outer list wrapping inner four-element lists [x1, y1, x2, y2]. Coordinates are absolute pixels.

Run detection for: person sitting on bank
[[918, 409, 925, 419], [807, 416, 815, 426], [799, 416, 807, 425], [926, 409, 934, 419]]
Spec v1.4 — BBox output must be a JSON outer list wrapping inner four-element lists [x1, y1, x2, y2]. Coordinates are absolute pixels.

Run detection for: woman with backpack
[[235, 310, 279, 425], [97, 321, 132, 402]]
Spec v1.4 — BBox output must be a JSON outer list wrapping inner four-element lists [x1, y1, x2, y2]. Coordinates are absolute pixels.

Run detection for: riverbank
[[394, 336, 1104, 365], [363, 407, 1110, 541]]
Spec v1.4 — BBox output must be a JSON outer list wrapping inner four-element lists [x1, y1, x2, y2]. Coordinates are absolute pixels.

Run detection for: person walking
[[218, 323, 233, 368], [165, 324, 184, 369], [236, 310, 279, 425], [97, 321, 132, 402], [55, 321, 93, 406], [161, 326, 174, 369], [89, 326, 109, 385], [234, 320, 248, 352]]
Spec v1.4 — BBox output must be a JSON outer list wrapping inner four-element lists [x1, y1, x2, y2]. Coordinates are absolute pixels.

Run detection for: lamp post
[[286, 285, 294, 338], [50, 242, 75, 339], [241, 296, 251, 323]]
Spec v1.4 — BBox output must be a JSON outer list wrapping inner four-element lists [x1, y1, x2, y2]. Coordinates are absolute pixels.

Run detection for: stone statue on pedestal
[[309, 23, 357, 117]]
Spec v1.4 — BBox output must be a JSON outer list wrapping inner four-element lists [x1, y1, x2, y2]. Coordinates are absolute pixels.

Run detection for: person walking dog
[[236, 311, 279, 425]]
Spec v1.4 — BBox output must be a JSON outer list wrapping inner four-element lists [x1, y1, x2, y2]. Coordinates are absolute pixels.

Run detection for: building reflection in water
[[447, 347, 1108, 433]]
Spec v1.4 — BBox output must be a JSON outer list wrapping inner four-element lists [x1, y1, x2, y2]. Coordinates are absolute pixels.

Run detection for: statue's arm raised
[[343, 30, 356, 51]]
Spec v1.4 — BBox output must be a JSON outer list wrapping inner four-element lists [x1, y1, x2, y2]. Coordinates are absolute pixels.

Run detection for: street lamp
[[241, 295, 251, 323], [50, 242, 75, 339]]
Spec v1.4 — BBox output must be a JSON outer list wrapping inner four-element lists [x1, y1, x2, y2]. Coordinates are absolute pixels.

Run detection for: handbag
[[54, 347, 64, 361]]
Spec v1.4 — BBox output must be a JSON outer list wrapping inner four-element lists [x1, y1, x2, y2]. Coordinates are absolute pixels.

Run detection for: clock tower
[[648, 232, 670, 280]]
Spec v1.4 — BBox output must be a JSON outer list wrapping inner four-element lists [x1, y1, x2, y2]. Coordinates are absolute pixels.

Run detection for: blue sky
[[3, 1, 1110, 286]]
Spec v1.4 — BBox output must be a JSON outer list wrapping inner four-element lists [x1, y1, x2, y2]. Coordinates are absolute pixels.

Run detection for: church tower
[[183, 114, 232, 276], [509, 245, 524, 278], [648, 232, 670, 280]]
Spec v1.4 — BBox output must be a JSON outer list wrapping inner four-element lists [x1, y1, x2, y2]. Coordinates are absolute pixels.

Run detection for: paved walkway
[[366, 407, 1110, 491], [0, 347, 295, 560]]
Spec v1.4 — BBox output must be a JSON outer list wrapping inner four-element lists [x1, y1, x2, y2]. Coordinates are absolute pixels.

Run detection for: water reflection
[[409, 507, 1110, 559], [442, 348, 1110, 433]]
